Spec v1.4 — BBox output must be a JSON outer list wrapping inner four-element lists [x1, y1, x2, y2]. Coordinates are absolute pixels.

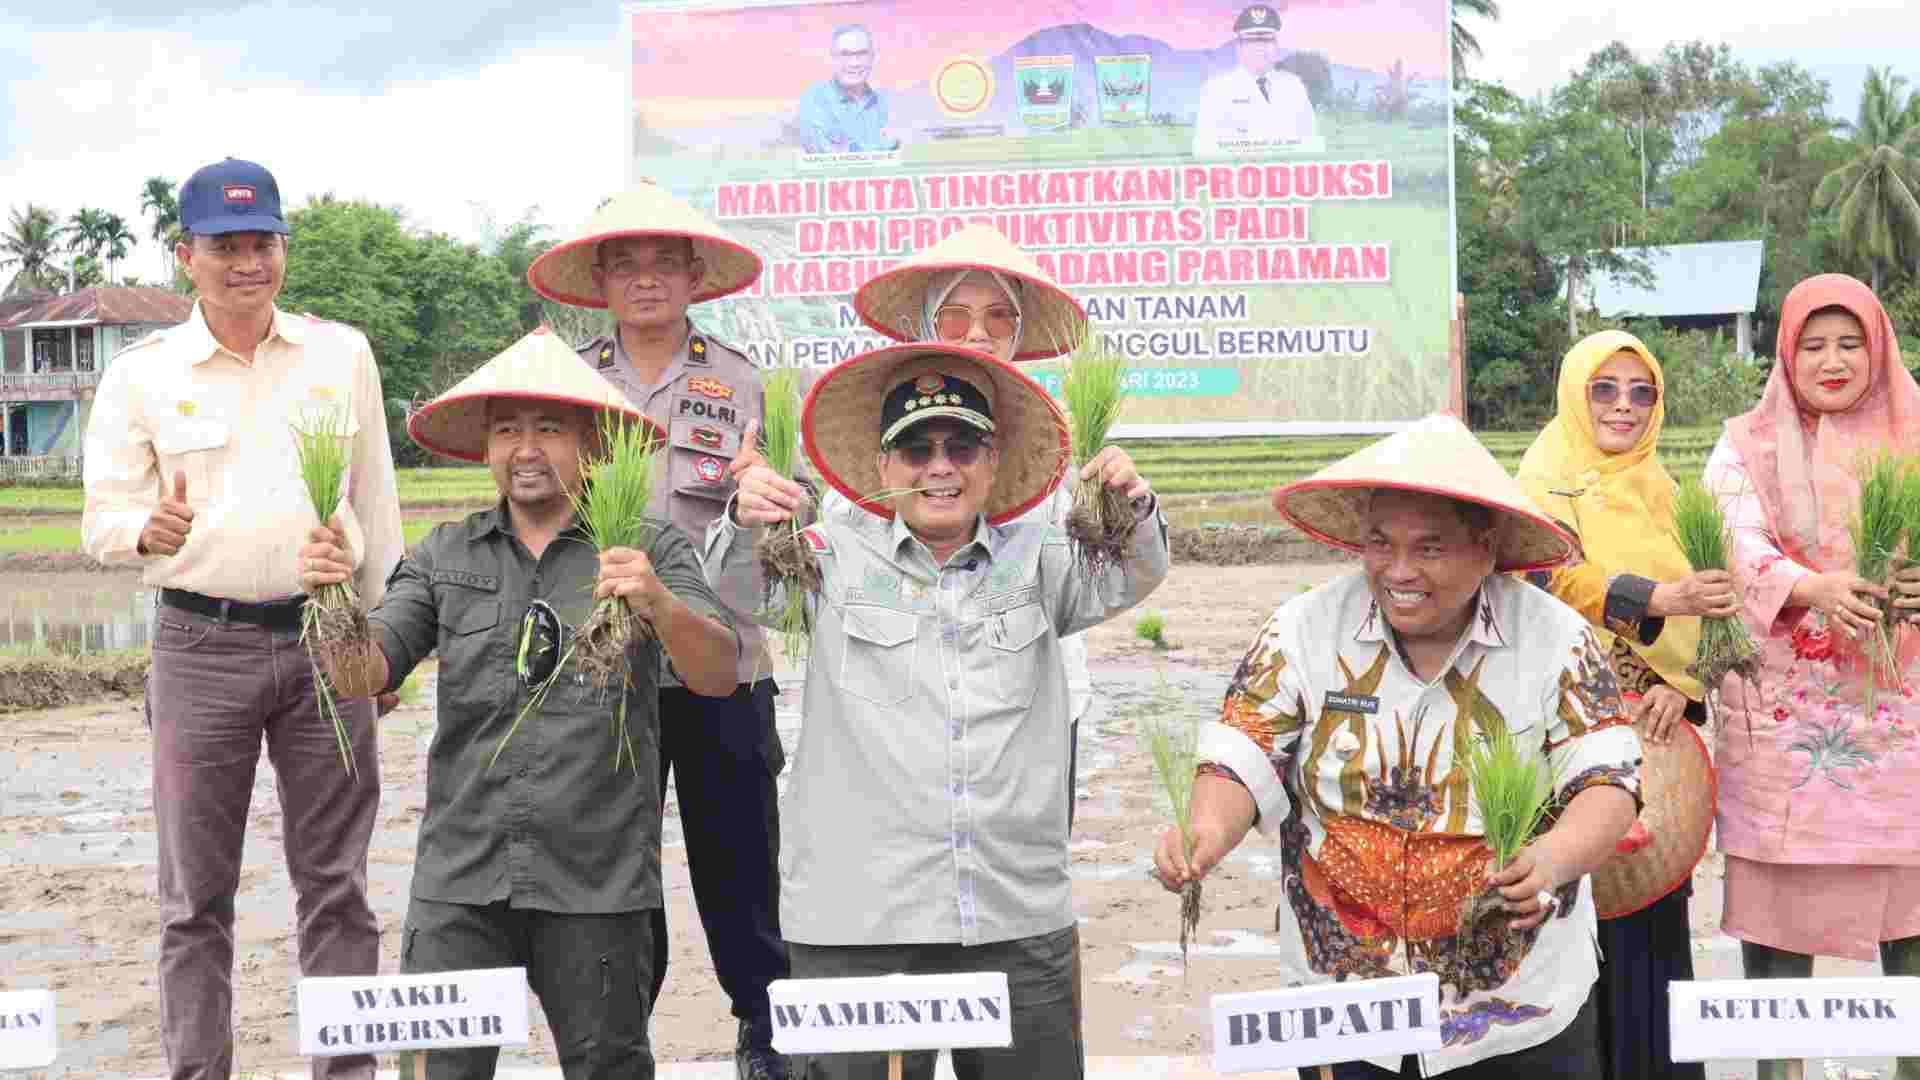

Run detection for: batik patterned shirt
[[1198, 571, 1641, 1074]]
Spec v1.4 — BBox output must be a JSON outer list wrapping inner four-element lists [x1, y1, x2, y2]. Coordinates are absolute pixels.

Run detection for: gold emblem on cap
[[178, 400, 196, 417]]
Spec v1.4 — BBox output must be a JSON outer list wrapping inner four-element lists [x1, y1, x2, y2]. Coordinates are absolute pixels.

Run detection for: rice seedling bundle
[[1670, 479, 1761, 733], [1141, 689, 1204, 968], [1849, 451, 1916, 714], [1456, 719, 1558, 938], [1061, 341, 1135, 573], [291, 400, 368, 774], [753, 368, 819, 664]]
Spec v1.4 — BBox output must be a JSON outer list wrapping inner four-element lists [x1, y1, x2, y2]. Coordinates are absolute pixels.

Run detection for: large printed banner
[[626, 0, 1453, 435]]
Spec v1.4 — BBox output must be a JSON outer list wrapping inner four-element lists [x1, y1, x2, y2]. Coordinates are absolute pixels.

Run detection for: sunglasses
[[516, 600, 562, 688], [1588, 379, 1659, 409], [933, 305, 1018, 343], [889, 435, 991, 468]]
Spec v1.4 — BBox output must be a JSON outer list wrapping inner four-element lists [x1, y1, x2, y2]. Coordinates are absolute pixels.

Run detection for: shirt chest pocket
[[838, 604, 918, 708], [985, 601, 1050, 711], [438, 597, 502, 702], [154, 419, 231, 504]]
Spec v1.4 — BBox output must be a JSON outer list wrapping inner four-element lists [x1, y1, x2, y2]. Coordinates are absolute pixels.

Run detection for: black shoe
[[736, 1018, 791, 1080]]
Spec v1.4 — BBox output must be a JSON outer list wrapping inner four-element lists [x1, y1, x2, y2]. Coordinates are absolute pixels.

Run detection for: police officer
[[528, 184, 788, 1080], [1192, 4, 1318, 157]]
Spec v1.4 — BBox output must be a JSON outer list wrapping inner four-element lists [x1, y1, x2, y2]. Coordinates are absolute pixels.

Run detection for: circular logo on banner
[[695, 456, 725, 483], [933, 57, 995, 119]]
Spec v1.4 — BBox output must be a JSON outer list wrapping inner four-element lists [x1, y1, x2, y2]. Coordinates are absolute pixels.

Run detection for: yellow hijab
[[1516, 330, 1703, 700]]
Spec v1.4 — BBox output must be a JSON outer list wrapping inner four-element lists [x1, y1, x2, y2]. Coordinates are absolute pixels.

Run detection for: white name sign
[[297, 968, 529, 1057], [1212, 973, 1441, 1073], [767, 973, 1012, 1055], [1671, 977, 1920, 1060], [0, 990, 56, 1069]]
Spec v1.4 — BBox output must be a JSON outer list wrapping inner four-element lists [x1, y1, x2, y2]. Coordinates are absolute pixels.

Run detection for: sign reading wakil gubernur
[[625, 0, 1453, 436], [767, 973, 1013, 1055], [1213, 972, 1441, 1072], [1670, 977, 1920, 1061], [0, 989, 57, 1070], [296, 968, 530, 1057]]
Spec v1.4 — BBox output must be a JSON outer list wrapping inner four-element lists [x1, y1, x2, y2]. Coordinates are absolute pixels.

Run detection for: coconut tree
[[1451, 0, 1501, 79], [98, 212, 137, 285], [1814, 67, 1920, 293], [140, 177, 179, 279], [0, 204, 65, 295]]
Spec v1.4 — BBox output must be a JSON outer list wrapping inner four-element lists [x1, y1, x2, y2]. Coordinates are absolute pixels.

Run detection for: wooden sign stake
[[888, 1050, 904, 1080]]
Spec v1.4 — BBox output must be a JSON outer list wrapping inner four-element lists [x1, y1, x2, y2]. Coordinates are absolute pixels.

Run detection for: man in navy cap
[[1193, 4, 1318, 156], [82, 158, 404, 1080]]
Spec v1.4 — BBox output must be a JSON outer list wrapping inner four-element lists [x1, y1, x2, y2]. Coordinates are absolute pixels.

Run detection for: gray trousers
[[148, 606, 381, 1080], [786, 926, 1084, 1080], [398, 897, 656, 1080]]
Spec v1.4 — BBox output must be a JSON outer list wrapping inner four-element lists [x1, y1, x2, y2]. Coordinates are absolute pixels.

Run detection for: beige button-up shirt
[[708, 500, 1170, 947], [81, 302, 404, 608]]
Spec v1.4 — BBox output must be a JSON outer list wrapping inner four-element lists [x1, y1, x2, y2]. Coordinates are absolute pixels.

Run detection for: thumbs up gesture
[[729, 418, 807, 527], [138, 469, 196, 556]]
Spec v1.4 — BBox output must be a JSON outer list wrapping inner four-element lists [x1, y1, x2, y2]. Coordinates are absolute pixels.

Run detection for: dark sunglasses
[[516, 600, 562, 688], [1588, 379, 1659, 409], [933, 305, 1018, 343], [889, 435, 991, 468]]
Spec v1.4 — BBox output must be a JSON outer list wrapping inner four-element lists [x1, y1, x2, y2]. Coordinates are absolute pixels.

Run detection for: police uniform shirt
[[1192, 65, 1316, 157], [579, 325, 768, 685]]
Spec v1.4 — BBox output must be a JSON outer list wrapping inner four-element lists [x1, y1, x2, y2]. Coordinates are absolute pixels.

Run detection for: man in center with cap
[[717, 339, 1170, 1079], [296, 327, 742, 1079], [527, 183, 790, 1079], [1152, 415, 1642, 1078], [1193, 4, 1318, 157]]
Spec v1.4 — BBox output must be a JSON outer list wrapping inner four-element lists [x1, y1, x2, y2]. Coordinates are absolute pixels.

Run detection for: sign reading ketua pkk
[[1212, 973, 1440, 1073], [1670, 978, 1920, 1061], [0, 990, 56, 1069], [767, 973, 1012, 1055], [297, 969, 529, 1057]]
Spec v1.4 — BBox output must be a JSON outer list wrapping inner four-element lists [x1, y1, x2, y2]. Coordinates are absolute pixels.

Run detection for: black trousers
[[397, 897, 655, 1080], [1329, 994, 1599, 1079], [786, 927, 1084, 1080], [651, 680, 789, 1025]]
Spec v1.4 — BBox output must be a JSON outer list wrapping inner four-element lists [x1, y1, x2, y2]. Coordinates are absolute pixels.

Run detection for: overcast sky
[[2, 1, 1916, 280]]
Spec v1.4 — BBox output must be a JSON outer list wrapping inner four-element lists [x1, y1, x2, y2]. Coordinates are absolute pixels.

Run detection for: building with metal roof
[[1582, 240, 1766, 357]]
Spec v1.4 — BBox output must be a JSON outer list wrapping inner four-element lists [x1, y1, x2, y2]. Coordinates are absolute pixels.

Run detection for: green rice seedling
[[291, 400, 367, 774], [1455, 717, 1559, 939], [570, 413, 664, 772], [1061, 340, 1135, 573], [1670, 479, 1761, 737], [1850, 451, 1915, 716], [753, 368, 819, 665], [1141, 680, 1204, 967]]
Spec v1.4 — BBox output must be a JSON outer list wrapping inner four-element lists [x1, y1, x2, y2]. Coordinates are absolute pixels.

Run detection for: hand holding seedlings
[[730, 419, 808, 526], [1150, 784, 1249, 892], [1079, 444, 1151, 501], [1894, 562, 1920, 621], [596, 547, 673, 622], [1487, 844, 1565, 932], [140, 469, 196, 555], [1794, 572, 1887, 638], [297, 518, 354, 591], [1647, 570, 1739, 619]]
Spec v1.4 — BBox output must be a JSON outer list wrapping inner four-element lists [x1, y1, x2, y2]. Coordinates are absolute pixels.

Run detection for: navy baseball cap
[[178, 158, 290, 236]]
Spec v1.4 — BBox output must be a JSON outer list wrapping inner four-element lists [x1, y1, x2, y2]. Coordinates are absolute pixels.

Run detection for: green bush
[[1134, 611, 1169, 649], [1622, 322, 1764, 429]]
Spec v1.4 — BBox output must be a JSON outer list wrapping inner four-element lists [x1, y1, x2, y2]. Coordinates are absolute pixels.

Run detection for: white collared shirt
[[1192, 65, 1317, 156]]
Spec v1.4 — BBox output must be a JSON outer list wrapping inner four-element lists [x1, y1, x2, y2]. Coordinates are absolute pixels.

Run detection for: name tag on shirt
[[1324, 692, 1379, 715]]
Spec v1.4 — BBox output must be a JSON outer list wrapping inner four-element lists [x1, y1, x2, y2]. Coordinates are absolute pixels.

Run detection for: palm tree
[[0, 204, 64, 295], [140, 177, 179, 279], [98, 213, 137, 285], [1814, 67, 1920, 293], [1451, 0, 1501, 79]]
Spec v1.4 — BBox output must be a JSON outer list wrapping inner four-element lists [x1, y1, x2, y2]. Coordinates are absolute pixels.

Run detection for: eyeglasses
[[1588, 379, 1659, 409], [516, 600, 562, 689], [933, 305, 1018, 343], [889, 435, 991, 468]]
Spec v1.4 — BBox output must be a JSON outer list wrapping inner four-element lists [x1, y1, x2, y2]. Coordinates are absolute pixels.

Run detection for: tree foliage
[[1, 204, 65, 295]]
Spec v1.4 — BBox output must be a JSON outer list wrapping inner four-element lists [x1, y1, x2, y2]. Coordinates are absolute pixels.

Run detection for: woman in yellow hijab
[[1517, 330, 1737, 1080]]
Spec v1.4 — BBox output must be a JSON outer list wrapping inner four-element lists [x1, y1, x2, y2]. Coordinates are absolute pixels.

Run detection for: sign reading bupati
[[767, 973, 1013, 1055], [0, 990, 56, 1070], [625, 0, 1453, 436], [1670, 978, 1920, 1061], [1212, 973, 1441, 1072], [296, 969, 530, 1057]]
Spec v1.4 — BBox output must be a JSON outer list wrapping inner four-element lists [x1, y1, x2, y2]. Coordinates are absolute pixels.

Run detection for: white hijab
[[921, 268, 1023, 354]]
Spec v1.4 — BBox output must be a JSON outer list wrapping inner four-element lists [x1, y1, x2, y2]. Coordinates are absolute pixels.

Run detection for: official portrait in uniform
[[1192, 4, 1318, 157]]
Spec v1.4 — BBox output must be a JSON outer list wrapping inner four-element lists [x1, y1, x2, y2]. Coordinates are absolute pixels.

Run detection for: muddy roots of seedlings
[[1067, 481, 1138, 575], [1687, 615, 1763, 741], [758, 525, 824, 599], [575, 599, 657, 772], [1178, 878, 1204, 967], [301, 583, 371, 773]]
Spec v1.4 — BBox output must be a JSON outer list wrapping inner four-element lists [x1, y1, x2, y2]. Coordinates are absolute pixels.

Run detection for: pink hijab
[[1726, 274, 1919, 572]]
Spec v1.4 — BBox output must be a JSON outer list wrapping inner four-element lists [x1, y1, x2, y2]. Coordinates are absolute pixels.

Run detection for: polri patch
[[1324, 691, 1379, 715], [695, 455, 725, 483]]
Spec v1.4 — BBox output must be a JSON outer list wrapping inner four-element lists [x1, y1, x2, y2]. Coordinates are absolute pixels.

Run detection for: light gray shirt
[[707, 499, 1170, 946]]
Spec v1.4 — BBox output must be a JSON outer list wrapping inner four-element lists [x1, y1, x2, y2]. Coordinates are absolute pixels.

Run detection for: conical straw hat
[[802, 342, 1068, 525], [1271, 414, 1574, 572], [853, 224, 1089, 360], [527, 182, 763, 309], [1592, 717, 1716, 919], [408, 326, 663, 463]]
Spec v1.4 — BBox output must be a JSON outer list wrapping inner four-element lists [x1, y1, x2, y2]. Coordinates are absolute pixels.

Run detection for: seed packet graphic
[[1015, 55, 1075, 131], [1096, 53, 1151, 125]]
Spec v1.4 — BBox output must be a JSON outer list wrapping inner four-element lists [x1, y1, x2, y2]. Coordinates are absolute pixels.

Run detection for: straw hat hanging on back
[[1271, 414, 1575, 572], [802, 341, 1069, 525], [853, 224, 1089, 360], [526, 181, 764, 309], [408, 326, 664, 462]]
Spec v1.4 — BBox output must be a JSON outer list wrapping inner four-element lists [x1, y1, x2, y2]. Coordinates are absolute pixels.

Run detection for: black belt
[[160, 588, 307, 631]]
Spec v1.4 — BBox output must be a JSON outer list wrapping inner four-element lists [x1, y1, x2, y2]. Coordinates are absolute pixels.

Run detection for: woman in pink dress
[[1706, 273, 1920, 1080]]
